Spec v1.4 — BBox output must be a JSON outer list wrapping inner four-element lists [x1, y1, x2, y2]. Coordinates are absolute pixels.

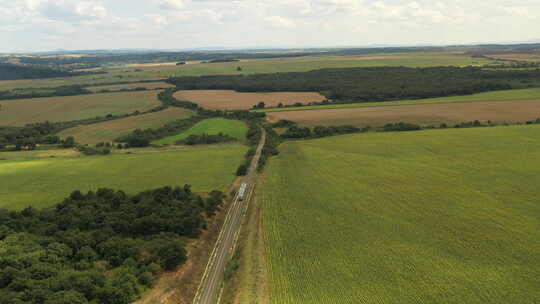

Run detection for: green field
[[153, 118, 248, 145], [0, 52, 496, 91], [0, 90, 161, 126], [260, 125, 540, 303], [256, 88, 540, 113], [58, 107, 193, 145], [0, 144, 246, 210]]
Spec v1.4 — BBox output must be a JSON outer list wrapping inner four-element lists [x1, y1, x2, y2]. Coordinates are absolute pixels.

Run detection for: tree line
[[182, 133, 236, 145], [0, 185, 225, 304], [275, 118, 540, 141], [0, 86, 92, 101], [168, 66, 540, 104]]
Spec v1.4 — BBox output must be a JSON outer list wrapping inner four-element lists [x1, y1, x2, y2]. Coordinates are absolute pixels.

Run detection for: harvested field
[[174, 90, 326, 110], [489, 53, 540, 62], [86, 81, 174, 92], [268, 99, 540, 127], [58, 107, 193, 145], [0, 90, 161, 126]]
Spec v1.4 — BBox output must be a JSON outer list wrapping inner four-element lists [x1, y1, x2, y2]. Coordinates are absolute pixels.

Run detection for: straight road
[[193, 128, 266, 304]]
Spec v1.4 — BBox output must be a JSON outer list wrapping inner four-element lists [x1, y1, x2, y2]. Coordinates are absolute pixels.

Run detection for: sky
[[1, 0, 539, 53]]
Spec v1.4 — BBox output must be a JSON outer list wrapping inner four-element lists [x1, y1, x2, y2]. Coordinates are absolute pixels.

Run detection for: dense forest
[[168, 66, 540, 103], [0, 63, 78, 80], [0, 186, 225, 304]]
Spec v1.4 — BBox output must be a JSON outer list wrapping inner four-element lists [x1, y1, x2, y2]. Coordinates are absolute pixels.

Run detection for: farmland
[[174, 90, 325, 110], [259, 125, 540, 303], [267, 99, 540, 127], [0, 144, 247, 210], [0, 52, 496, 91], [153, 118, 248, 145], [58, 107, 193, 145], [258, 87, 540, 112], [0, 90, 161, 126]]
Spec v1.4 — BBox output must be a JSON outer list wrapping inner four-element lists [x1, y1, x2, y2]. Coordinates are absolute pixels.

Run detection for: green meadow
[[260, 125, 540, 304], [257, 87, 540, 113], [0, 145, 247, 210], [153, 118, 248, 145]]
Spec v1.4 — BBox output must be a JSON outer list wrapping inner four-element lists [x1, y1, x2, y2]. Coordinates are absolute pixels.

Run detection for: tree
[[252, 102, 265, 109], [277, 102, 284, 108], [157, 241, 187, 271], [236, 164, 248, 176], [45, 291, 88, 304], [236, 66, 242, 71], [62, 136, 76, 148], [99, 268, 140, 304]]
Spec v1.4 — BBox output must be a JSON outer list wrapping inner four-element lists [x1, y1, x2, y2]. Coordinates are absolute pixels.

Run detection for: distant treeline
[[0, 63, 101, 81], [0, 185, 225, 304], [168, 66, 540, 103], [0, 85, 91, 101], [0, 63, 74, 80], [0, 80, 169, 101]]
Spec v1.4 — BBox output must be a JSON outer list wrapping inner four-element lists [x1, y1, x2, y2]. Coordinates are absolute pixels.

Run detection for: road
[[193, 128, 266, 304]]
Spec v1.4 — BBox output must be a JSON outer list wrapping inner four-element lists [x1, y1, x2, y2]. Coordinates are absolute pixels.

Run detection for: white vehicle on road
[[238, 183, 248, 201]]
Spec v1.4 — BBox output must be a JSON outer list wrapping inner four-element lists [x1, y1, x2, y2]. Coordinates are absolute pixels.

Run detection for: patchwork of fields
[[0, 144, 247, 210], [0, 90, 161, 126], [153, 118, 248, 145], [268, 99, 540, 127], [260, 125, 540, 303], [0, 52, 496, 91], [58, 107, 193, 145], [174, 90, 326, 110]]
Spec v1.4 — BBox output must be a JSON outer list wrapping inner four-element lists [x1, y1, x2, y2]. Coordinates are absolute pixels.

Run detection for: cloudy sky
[[1, 0, 539, 52]]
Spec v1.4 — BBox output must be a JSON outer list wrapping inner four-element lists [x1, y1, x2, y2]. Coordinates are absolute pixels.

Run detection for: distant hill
[[0, 63, 73, 81]]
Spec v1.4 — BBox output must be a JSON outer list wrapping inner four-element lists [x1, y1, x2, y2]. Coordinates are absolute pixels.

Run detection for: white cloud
[[1, 0, 540, 52], [36, 0, 107, 22], [159, 0, 187, 10], [266, 16, 296, 29]]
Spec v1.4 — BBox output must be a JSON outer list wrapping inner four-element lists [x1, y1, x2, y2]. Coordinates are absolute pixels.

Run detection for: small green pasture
[[261, 125, 540, 304], [0, 144, 246, 210], [257, 87, 540, 113], [153, 118, 248, 145]]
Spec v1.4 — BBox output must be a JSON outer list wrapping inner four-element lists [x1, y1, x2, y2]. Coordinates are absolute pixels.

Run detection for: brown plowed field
[[268, 99, 540, 127], [174, 90, 326, 110]]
